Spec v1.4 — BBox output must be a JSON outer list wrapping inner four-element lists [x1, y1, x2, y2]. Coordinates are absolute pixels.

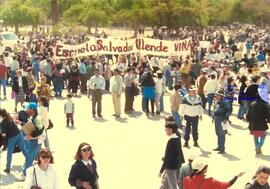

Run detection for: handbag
[[47, 119, 54, 130], [31, 168, 42, 189]]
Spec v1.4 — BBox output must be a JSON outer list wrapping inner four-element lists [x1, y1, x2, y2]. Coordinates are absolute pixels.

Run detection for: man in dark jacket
[[159, 122, 185, 189]]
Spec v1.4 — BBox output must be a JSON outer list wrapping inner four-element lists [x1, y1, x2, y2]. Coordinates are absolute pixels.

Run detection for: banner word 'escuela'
[[53, 37, 192, 59]]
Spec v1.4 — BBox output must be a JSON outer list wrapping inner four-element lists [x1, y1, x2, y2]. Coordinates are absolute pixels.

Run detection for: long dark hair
[[0, 109, 13, 122], [39, 96, 49, 108]]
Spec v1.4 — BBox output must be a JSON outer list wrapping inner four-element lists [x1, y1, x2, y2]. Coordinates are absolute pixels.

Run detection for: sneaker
[[16, 174, 26, 182], [194, 142, 199, 147], [3, 168, 10, 174], [183, 142, 189, 148], [98, 115, 103, 118]]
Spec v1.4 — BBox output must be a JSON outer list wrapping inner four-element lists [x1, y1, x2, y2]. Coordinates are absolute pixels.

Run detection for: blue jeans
[[0, 79, 7, 97], [237, 101, 248, 118], [6, 132, 28, 170], [172, 111, 181, 127], [207, 93, 215, 115], [184, 115, 199, 142], [105, 80, 110, 91], [214, 117, 226, 151], [254, 136, 266, 149], [10, 70, 16, 84], [54, 83, 63, 96], [23, 139, 41, 175]]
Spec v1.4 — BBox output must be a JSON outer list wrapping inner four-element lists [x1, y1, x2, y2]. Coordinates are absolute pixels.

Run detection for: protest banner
[[53, 37, 191, 59]]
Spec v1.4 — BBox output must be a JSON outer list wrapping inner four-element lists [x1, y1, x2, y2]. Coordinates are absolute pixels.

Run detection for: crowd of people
[[0, 23, 270, 188]]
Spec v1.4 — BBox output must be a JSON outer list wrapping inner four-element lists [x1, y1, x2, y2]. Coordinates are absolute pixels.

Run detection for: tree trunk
[[87, 25, 92, 34], [95, 23, 98, 36], [51, 0, 58, 25], [15, 24, 19, 34], [133, 27, 138, 37]]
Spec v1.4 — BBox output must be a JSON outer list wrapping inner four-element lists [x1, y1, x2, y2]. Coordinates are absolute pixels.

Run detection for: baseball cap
[[193, 158, 208, 173], [26, 102, 38, 110]]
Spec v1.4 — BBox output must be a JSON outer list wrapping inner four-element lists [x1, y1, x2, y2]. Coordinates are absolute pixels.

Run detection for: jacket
[[245, 180, 269, 189], [246, 99, 270, 131], [12, 76, 29, 94], [180, 94, 203, 117], [213, 99, 231, 118]]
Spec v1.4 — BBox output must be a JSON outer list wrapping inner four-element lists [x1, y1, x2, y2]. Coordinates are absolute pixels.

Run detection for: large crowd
[[0, 24, 270, 189]]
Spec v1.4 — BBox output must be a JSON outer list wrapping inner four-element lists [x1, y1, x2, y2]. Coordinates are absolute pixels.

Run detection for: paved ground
[[0, 86, 270, 189]]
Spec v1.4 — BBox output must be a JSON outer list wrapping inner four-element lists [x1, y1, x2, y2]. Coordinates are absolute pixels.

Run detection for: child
[[64, 94, 75, 127]]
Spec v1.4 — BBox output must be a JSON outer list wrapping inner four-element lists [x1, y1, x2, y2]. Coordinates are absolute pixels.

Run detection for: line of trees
[[0, 0, 270, 34]]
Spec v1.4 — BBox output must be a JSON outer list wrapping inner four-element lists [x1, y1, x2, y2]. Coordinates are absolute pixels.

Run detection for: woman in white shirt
[[24, 148, 59, 189], [38, 96, 50, 149]]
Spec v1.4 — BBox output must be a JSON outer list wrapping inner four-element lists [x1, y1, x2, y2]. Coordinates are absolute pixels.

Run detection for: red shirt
[[184, 175, 230, 189], [0, 64, 7, 80]]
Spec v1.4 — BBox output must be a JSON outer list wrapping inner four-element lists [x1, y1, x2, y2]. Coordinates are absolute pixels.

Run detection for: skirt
[[16, 87, 25, 102], [250, 130, 266, 137]]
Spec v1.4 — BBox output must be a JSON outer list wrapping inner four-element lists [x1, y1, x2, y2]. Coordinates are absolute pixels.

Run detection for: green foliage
[[1, 0, 270, 32]]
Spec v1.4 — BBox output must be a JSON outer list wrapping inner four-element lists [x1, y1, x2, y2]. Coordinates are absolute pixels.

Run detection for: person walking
[[246, 83, 270, 155], [0, 59, 8, 100], [12, 70, 29, 112], [64, 94, 75, 127], [111, 69, 123, 117], [244, 165, 270, 189], [0, 109, 27, 174], [24, 148, 59, 189], [159, 122, 183, 189], [204, 74, 218, 116], [197, 70, 208, 110], [141, 70, 156, 116], [104, 59, 112, 92], [124, 68, 135, 114], [89, 69, 105, 118], [68, 143, 99, 189], [170, 83, 182, 128], [180, 86, 203, 148], [237, 75, 248, 120], [212, 90, 231, 154], [183, 159, 245, 189]]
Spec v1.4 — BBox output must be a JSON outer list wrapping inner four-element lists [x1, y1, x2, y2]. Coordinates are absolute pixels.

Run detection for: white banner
[[53, 37, 191, 59]]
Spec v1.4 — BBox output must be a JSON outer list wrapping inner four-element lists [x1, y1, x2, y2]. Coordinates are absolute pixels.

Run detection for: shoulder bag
[[31, 168, 42, 189]]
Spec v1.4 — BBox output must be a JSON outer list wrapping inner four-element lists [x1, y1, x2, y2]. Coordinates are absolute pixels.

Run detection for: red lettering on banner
[[62, 50, 69, 57], [96, 39, 103, 51], [55, 45, 63, 57]]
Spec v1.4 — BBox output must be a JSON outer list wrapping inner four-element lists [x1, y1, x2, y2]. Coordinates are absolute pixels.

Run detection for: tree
[[0, 0, 41, 33]]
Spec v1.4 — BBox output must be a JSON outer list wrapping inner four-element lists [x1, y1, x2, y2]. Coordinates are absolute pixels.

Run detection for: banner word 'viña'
[[53, 37, 192, 59]]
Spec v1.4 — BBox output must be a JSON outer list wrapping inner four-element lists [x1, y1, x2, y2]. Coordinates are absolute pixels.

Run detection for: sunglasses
[[41, 155, 51, 159], [81, 148, 91, 152]]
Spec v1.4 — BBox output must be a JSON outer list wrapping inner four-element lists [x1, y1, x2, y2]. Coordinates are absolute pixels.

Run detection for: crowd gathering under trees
[[1, 0, 270, 35]]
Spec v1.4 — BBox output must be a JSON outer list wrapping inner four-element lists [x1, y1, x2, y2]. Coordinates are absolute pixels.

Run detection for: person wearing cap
[[111, 69, 123, 117], [159, 122, 184, 189], [23, 102, 44, 178], [89, 68, 105, 118], [246, 83, 270, 155], [213, 90, 231, 154], [68, 142, 99, 189], [183, 158, 245, 189], [180, 86, 203, 148]]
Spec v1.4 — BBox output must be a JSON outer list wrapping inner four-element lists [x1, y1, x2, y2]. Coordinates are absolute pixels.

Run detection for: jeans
[[172, 111, 181, 127], [23, 139, 41, 175], [214, 117, 226, 151], [207, 93, 215, 115], [10, 70, 16, 85], [160, 169, 179, 189], [105, 79, 110, 91], [54, 83, 63, 96], [254, 136, 266, 149], [6, 132, 28, 170], [199, 94, 207, 109], [237, 101, 248, 118], [0, 79, 7, 97], [184, 115, 199, 143]]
